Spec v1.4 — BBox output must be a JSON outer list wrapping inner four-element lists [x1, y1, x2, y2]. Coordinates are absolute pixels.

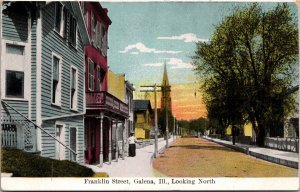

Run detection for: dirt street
[[152, 137, 298, 177]]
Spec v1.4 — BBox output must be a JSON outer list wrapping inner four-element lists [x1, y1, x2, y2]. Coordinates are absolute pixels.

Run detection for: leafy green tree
[[193, 3, 298, 146], [178, 118, 209, 135]]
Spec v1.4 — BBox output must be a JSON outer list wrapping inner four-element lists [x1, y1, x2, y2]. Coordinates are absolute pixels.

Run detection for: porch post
[[108, 118, 112, 164], [122, 122, 125, 160], [115, 121, 118, 162], [99, 113, 104, 167]]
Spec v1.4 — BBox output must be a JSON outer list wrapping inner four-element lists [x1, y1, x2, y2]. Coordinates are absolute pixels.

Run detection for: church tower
[[161, 62, 172, 113]]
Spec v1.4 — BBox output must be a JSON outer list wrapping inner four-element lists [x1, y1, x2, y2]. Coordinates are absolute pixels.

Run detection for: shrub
[[1, 147, 95, 177]]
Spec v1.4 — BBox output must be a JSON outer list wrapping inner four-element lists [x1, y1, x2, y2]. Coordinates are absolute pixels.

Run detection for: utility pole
[[173, 116, 175, 139], [164, 80, 169, 148], [140, 84, 162, 158]]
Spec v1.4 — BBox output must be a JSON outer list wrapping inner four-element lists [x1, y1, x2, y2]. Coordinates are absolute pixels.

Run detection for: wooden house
[[1, 1, 89, 163]]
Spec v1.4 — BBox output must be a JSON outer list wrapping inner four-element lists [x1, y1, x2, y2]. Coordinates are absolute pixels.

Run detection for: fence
[[264, 137, 299, 152]]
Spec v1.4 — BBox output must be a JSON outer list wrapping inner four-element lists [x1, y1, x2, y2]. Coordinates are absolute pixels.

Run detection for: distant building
[[107, 70, 133, 158], [133, 100, 153, 139], [125, 81, 135, 153]]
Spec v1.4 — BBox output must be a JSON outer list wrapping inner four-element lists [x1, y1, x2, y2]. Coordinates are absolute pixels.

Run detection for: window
[[6, 70, 24, 98], [5, 44, 25, 99], [69, 16, 77, 46], [70, 67, 78, 110], [6, 44, 24, 55], [91, 12, 94, 44], [96, 66, 102, 91], [69, 127, 77, 162], [91, 12, 97, 46], [54, 3, 62, 32], [101, 28, 108, 56], [52, 55, 61, 105], [56, 4, 76, 45], [96, 22, 102, 49], [88, 59, 94, 91], [63, 7, 68, 38]]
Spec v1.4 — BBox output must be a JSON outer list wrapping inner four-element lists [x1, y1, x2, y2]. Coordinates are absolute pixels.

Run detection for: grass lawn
[[152, 138, 298, 177], [1, 147, 108, 177]]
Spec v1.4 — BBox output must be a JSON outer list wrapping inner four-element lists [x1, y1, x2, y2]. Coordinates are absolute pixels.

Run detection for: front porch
[[1, 101, 38, 153], [85, 91, 129, 167]]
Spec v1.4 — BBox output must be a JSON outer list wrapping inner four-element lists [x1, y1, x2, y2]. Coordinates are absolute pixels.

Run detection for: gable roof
[[70, 2, 90, 45], [133, 100, 153, 113]]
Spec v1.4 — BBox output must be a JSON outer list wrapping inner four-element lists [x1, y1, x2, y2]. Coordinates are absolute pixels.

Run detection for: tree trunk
[[232, 126, 236, 145], [256, 122, 265, 147]]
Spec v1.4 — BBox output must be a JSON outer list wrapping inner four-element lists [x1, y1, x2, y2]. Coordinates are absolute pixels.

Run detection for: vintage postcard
[[0, 0, 299, 191]]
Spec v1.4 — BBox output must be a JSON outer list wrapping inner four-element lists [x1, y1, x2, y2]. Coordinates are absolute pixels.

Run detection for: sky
[[102, 2, 298, 120]]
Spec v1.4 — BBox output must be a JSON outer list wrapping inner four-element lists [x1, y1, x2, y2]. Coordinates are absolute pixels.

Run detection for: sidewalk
[[85, 136, 177, 177], [204, 136, 299, 169]]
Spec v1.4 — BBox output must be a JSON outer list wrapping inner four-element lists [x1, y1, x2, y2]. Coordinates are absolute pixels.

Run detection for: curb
[[1, 173, 13, 177], [204, 137, 298, 169]]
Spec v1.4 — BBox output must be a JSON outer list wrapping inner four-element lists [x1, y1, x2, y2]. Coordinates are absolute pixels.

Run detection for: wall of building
[[1, 4, 30, 118], [39, 2, 86, 163], [41, 2, 85, 119], [134, 111, 151, 139], [226, 123, 252, 137], [107, 70, 125, 102], [41, 115, 85, 164]]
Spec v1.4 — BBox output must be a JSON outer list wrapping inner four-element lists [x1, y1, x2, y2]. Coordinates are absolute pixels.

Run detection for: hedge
[[1, 147, 94, 177]]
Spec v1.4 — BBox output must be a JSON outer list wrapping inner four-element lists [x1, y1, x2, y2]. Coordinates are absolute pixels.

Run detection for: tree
[[178, 118, 209, 135], [158, 108, 174, 135], [193, 3, 298, 146]]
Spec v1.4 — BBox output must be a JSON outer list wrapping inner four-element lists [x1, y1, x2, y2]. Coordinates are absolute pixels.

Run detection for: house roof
[[70, 2, 90, 45], [133, 100, 153, 113]]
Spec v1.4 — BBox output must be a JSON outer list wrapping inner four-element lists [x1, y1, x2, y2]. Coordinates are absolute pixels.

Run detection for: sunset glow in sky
[[103, 2, 297, 120]]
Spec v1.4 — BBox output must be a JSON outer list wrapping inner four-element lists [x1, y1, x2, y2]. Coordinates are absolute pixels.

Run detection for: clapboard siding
[[39, 2, 85, 163], [31, 14, 37, 122], [41, 3, 85, 119], [41, 120, 56, 158], [41, 116, 84, 164], [1, 100, 29, 118], [2, 8, 28, 42]]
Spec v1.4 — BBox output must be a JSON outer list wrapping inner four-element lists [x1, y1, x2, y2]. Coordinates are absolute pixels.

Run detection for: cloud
[[119, 42, 181, 54], [157, 33, 209, 43], [144, 58, 194, 69], [166, 58, 194, 69], [143, 62, 164, 67]]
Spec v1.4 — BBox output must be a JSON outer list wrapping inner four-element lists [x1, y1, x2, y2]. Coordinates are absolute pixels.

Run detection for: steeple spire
[[162, 61, 170, 86]]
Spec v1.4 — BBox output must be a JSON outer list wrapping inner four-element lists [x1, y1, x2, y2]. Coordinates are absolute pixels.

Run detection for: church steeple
[[162, 62, 170, 86], [160, 62, 172, 113]]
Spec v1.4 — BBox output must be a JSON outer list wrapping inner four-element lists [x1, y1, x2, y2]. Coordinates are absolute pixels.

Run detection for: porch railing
[[86, 91, 129, 116], [1, 100, 77, 157]]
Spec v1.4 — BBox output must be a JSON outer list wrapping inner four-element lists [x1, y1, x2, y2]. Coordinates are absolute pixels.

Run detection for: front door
[[55, 124, 65, 160]]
